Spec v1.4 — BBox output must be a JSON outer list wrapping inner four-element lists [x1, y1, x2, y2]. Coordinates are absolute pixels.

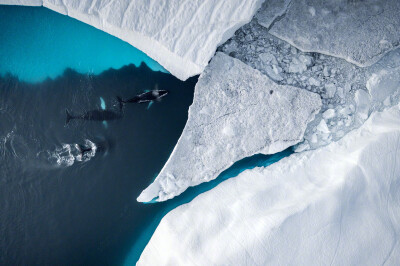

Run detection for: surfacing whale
[[76, 138, 114, 157], [117, 89, 168, 108]]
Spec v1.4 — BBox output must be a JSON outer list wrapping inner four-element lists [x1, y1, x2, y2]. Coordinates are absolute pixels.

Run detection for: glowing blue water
[[0, 6, 166, 82], [0, 5, 294, 263], [123, 148, 293, 264]]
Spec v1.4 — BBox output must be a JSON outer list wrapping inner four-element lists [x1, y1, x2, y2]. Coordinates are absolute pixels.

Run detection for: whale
[[65, 108, 123, 124], [117, 89, 168, 109], [76, 144, 92, 156], [76, 138, 114, 157]]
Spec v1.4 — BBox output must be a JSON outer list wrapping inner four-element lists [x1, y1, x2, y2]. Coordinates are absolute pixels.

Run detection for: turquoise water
[[123, 148, 293, 264], [0, 5, 295, 264], [0, 6, 166, 82]]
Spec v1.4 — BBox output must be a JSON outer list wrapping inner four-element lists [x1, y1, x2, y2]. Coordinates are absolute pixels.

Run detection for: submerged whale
[[65, 108, 123, 124], [117, 89, 168, 108]]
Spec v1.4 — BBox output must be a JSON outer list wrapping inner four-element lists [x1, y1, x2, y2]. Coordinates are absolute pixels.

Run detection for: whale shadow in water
[[65, 108, 123, 125], [0, 62, 198, 265]]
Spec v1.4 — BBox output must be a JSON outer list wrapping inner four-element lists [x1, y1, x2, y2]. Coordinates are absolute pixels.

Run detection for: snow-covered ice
[[0, 0, 41, 5], [138, 103, 400, 265], [255, 0, 290, 29], [268, 0, 400, 67], [0, 0, 264, 80], [137, 52, 321, 202], [220, 16, 400, 151]]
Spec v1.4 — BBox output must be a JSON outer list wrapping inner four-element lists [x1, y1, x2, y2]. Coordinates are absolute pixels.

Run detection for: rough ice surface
[[139, 103, 400, 265], [254, 0, 290, 29], [0, 0, 41, 5], [220, 17, 400, 151], [0, 0, 264, 81], [137, 52, 321, 202], [268, 0, 400, 67]]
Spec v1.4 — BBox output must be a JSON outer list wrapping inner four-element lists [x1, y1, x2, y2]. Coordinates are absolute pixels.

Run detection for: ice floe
[[137, 52, 321, 202], [138, 103, 400, 265], [267, 0, 400, 67], [220, 18, 400, 151]]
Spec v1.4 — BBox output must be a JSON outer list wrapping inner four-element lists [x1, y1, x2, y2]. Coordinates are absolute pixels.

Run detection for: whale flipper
[[116, 96, 124, 110], [147, 101, 153, 110], [100, 97, 106, 110], [65, 109, 74, 125]]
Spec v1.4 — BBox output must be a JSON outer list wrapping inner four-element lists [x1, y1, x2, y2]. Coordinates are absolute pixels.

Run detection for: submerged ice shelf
[[0, 6, 165, 82], [139, 103, 400, 265], [138, 52, 321, 202], [0, 0, 264, 80]]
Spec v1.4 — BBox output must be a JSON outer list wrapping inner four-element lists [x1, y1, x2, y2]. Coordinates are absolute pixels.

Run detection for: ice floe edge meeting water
[[138, 100, 400, 265], [3, 0, 400, 264], [0, 0, 264, 80], [138, 52, 321, 202]]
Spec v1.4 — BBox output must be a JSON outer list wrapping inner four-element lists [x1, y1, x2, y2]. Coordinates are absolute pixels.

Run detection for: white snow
[[355, 90, 371, 121], [0, 0, 41, 5], [138, 103, 400, 265], [288, 55, 313, 74], [322, 109, 335, 120], [0, 0, 264, 80], [316, 119, 330, 133], [268, 0, 400, 67], [137, 52, 321, 202], [367, 69, 400, 104]]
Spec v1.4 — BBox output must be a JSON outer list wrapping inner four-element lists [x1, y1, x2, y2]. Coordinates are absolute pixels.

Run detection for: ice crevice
[[137, 52, 321, 202]]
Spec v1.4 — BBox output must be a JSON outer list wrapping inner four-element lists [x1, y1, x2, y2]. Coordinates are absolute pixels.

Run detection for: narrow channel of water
[[123, 148, 293, 264]]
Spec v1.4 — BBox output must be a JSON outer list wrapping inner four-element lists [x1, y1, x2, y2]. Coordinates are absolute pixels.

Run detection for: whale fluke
[[65, 109, 74, 125]]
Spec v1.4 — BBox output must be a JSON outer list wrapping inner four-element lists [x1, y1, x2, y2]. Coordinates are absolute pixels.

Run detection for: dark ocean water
[[0, 5, 293, 265], [0, 65, 197, 265]]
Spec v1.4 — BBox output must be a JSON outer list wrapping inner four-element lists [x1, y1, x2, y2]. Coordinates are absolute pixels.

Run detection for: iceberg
[[138, 103, 400, 265], [138, 52, 321, 202], [267, 0, 400, 67], [0, 0, 264, 80]]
